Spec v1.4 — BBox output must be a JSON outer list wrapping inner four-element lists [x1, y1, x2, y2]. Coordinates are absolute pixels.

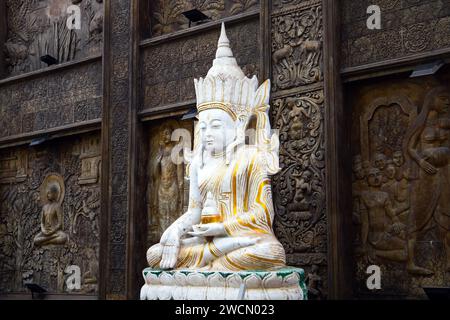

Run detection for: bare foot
[[407, 264, 434, 276]]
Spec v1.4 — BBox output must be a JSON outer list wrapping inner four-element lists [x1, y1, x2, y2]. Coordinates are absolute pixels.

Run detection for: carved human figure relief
[[146, 23, 286, 271], [405, 86, 450, 275], [354, 95, 419, 264], [34, 173, 68, 247], [351, 83, 450, 298], [148, 123, 186, 240], [359, 167, 407, 263]]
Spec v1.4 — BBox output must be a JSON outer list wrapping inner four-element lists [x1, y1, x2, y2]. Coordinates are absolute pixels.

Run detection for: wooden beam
[[98, 0, 112, 300], [0, 0, 6, 78], [126, 0, 147, 300], [323, 0, 353, 299]]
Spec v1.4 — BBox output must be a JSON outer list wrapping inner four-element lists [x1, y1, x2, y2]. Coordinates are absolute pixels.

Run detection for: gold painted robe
[[148, 146, 286, 271]]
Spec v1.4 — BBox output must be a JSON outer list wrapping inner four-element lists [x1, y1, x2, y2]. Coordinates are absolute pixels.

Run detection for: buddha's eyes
[[211, 120, 222, 129], [199, 123, 206, 131]]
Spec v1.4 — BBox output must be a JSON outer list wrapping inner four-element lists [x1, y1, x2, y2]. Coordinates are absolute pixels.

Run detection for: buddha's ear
[[254, 79, 271, 108]]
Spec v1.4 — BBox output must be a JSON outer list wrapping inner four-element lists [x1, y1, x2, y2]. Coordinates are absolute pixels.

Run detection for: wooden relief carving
[[4, 0, 103, 76], [270, 90, 327, 293], [78, 135, 101, 185], [0, 133, 101, 295], [271, 1, 322, 91], [141, 20, 259, 110], [341, 0, 450, 68], [0, 150, 27, 184], [34, 173, 68, 247], [149, 0, 259, 37], [0, 61, 102, 139], [269, 0, 326, 298], [146, 120, 193, 245], [351, 78, 450, 298]]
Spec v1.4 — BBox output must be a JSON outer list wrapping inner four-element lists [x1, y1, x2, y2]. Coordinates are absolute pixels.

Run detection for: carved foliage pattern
[[105, 0, 131, 296], [142, 20, 259, 109], [270, 0, 327, 297], [150, 0, 259, 36], [271, 91, 327, 263], [0, 61, 102, 139], [271, 2, 323, 91], [4, 0, 103, 76], [0, 133, 101, 294], [341, 0, 450, 68]]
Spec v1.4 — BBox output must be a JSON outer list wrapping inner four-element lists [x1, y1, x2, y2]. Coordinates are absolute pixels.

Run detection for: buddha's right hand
[[160, 227, 180, 269]]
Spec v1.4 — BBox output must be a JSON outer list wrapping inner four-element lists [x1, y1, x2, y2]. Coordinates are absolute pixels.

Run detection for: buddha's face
[[47, 188, 58, 202], [198, 109, 236, 154]]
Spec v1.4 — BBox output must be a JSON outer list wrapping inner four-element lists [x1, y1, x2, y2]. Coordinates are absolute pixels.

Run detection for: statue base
[[140, 267, 307, 300]]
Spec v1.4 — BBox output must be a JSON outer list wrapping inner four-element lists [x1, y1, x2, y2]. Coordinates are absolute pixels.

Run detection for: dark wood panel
[[341, 0, 450, 69], [0, 132, 101, 296], [0, 60, 102, 140], [349, 72, 450, 299]]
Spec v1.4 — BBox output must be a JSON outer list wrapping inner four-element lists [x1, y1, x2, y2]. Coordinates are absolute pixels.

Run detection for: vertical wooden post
[[323, 0, 353, 299], [0, 0, 7, 78], [100, 0, 143, 300]]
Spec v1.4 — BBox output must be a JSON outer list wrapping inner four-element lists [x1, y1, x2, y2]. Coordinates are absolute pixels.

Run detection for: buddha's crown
[[194, 23, 270, 122]]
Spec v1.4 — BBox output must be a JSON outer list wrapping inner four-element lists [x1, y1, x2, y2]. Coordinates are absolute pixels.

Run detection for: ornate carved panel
[[0, 132, 101, 295], [351, 75, 450, 298], [341, 0, 450, 68], [270, 90, 327, 296], [141, 19, 260, 110], [271, 0, 323, 91], [0, 60, 102, 139], [146, 119, 193, 245], [4, 0, 103, 76], [270, 0, 326, 299], [149, 0, 259, 37], [102, 0, 133, 298]]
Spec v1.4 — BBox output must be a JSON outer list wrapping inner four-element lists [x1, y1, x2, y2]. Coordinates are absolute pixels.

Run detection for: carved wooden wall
[[4, 0, 103, 77], [350, 71, 450, 298], [0, 132, 101, 295], [0, 1, 7, 78], [148, 0, 260, 36], [341, 0, 450, 69], [141, 19, 260, 112], [1, 0, 448, 300], [140, 0, 329, 298], [0, 60, 102, 140], [270, 0, 327, 298], [100, 0, 137, 299], [145, 119, 193, 246]]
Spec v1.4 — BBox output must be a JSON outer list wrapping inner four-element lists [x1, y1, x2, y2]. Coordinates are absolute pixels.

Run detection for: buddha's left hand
[[189, 223, 227, 237]]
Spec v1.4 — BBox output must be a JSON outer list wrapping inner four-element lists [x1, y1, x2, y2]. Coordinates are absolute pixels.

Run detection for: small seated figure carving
[[34, 176, 67, 247]]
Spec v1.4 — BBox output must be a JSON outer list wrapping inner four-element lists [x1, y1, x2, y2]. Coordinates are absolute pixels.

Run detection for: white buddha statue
[[146, 23, 286, 272]]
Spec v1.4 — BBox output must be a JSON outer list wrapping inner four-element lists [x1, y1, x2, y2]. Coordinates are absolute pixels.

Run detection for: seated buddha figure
[[34, 175, 68, 247], [146, 23, 286, 271]]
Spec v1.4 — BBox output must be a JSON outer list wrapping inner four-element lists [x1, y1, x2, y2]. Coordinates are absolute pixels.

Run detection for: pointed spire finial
[[216, 22, 233, 59]]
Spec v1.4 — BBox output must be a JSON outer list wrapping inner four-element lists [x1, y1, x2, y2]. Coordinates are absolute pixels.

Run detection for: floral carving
[[271, 5, 323, 91], [271, 91, 326, 256]]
